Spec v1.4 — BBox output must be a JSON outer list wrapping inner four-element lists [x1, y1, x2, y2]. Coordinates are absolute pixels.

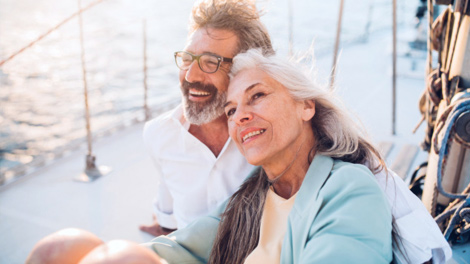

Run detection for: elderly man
[[139, 0, 274, 236]]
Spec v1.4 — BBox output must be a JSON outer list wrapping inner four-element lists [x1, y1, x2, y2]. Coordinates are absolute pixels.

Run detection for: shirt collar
[[170, 104, 190, 131]]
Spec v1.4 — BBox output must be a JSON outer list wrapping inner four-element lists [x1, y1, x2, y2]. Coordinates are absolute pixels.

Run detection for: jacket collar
[[291, 154, 334, 216], [246, 155, 334, 216]]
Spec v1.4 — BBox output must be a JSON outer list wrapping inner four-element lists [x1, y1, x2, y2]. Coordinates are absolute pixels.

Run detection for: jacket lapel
[[291, 154, 334, 217]]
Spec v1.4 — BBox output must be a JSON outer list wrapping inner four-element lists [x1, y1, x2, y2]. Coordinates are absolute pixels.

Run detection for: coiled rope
[[433, 98, 470, 241]]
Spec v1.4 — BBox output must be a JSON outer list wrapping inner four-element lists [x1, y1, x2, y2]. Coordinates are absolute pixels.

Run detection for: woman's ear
[[301, 100, 315, 121]]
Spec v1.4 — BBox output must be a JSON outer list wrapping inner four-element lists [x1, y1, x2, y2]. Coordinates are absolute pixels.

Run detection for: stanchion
[[75, 0, 111, 182], [330, 0, 345, 89], [143, 19, 150, 121]]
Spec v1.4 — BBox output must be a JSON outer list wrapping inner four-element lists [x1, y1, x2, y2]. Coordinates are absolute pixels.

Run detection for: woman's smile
[[240, 128, 266, 143]]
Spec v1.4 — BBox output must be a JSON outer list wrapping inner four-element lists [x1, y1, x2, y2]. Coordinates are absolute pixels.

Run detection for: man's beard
[[181, 80, 227, 125]]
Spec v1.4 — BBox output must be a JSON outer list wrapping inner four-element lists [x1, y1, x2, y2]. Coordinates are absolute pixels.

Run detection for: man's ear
[[301, 99, 315, 121]]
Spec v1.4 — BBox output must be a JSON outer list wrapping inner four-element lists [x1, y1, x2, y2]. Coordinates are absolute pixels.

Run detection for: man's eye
[[226, 108, 236, 117], [206, 60, 218, 66]]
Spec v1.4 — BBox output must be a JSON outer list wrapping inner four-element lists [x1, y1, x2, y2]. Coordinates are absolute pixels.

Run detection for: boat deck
[[0, 123, 158, 263], [1, 14, 459, 263]]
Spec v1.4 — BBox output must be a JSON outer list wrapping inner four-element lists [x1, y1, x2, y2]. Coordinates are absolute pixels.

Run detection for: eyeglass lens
[[175, 52, 220, 73]]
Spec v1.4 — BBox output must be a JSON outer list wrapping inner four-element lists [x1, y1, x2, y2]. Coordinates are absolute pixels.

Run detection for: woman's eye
[[252, 92, 265, 101]]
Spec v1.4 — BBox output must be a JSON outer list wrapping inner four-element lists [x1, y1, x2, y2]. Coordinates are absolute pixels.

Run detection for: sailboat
[[0, 0, 469, 263]]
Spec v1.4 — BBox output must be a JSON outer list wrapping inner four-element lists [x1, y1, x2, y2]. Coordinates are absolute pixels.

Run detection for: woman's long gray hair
[[208, 49, 387, 264]]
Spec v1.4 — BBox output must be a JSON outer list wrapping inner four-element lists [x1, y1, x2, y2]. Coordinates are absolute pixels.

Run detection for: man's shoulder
[[143, 105, 183, 142], [145, 105, 182, 129]]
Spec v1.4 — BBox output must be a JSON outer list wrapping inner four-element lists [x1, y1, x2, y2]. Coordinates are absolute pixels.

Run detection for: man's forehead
[[184, 28, 239, 56]]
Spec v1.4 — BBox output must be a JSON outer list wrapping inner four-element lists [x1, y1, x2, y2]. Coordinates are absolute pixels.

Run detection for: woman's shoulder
[[330, 160, 376, 183], [320, 160, 386, 201]]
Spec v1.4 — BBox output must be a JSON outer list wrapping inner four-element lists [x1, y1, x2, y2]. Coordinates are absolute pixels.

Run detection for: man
[[139, 0, 274, 236]]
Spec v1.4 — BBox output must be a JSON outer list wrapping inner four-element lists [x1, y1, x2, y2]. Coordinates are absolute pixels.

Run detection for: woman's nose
[[233, 107, 253, 125]]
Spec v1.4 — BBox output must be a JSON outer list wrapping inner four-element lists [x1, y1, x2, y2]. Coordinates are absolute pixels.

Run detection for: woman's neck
[[270, 159, 310, 199], [263, 132, 315, 199]]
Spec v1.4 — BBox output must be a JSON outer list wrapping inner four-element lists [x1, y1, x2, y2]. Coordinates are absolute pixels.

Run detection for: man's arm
[[140, 157, 178, 236]]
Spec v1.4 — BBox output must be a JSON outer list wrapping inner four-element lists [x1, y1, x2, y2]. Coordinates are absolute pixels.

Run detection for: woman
[[26, 49, 392, 264], [143, 49, 392, 263]]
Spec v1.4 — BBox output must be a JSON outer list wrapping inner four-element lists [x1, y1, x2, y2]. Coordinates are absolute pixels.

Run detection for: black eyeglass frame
[[174, 51, 233, 74]]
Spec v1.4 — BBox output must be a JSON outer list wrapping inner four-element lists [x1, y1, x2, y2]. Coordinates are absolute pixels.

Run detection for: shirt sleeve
[[300, 165, 393, 264], [149, 157, 177, 230], [143, 200, 227, 264], [143, 119, 178, 229], [375, 169, 452, 264]]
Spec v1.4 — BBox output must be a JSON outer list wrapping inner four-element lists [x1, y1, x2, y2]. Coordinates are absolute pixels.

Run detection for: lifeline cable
[[0, 0, 107, 67]]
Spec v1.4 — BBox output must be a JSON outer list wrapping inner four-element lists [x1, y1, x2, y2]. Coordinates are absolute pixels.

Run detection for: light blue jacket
[[144, 155, 393, 263]]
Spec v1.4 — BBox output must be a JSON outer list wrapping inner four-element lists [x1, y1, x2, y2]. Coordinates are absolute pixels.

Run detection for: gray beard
[[182, 91, 227, 125]]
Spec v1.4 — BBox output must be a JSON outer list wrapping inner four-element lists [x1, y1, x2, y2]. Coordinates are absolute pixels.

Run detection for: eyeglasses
[[174, 51, 233, 74]]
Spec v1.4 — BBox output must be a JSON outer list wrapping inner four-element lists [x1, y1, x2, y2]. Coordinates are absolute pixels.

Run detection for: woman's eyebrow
[[224, 83, 261, 108]]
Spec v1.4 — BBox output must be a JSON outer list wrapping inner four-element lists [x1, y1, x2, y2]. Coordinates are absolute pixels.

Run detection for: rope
[[431, 98, 470, 241], [288, 0, 294, 56], [0, 0, 107, 67], [435, 99, 470, 199], [392, 0, 397, 135], [440, 193, 470, 240], [426, 0, 434, 75]]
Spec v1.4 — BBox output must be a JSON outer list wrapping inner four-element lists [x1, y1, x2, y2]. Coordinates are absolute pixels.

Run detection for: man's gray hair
[[190, 0, 274, 55]]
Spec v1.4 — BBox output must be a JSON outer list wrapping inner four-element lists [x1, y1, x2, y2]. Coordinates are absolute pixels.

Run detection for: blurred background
[[0, 0, 424, 180]]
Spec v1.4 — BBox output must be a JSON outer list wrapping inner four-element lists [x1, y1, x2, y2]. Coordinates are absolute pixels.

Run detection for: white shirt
[[143, 105, 254, 229], [375, 169, 452, 264]]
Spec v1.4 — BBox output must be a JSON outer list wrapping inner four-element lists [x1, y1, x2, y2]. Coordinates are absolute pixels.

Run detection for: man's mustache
[[182, 80, 218, 94]]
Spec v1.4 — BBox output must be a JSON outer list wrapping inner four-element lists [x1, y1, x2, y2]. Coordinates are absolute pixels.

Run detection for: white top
[[143, 105, 254, 229], [375, 169, 452, 264], [244, 188, 297, 264]]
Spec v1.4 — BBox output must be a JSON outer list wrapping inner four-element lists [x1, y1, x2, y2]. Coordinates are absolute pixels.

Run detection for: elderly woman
[[26, 49, 393, 264], [142, 48, 393, 263]]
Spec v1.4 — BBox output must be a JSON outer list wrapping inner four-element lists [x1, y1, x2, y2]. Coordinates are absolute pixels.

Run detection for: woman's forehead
[[228, 69, 285, 98]]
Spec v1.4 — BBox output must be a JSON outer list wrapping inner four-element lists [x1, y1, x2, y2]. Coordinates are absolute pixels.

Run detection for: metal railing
[[0, 0, 180, 186]]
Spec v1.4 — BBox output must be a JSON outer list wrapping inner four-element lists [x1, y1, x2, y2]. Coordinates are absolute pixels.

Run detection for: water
[[0, 0, 418, 178]]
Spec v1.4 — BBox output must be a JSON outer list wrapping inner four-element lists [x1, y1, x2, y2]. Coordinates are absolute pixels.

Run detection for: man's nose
[[184, 60, 204, 83]]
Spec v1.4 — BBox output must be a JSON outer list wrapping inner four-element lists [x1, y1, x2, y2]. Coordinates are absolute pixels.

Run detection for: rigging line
[[288, 0, 294, 56], [0, 0, 108, 67], [426, 0, 434, 75], [392, 0, 397, 135]]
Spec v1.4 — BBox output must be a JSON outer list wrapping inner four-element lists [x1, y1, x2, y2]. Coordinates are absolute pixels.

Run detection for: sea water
[[0, 0, 418, 176]]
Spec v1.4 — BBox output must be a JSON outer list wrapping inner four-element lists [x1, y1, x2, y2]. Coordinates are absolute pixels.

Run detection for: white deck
[[0, 123, 158, 263]]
